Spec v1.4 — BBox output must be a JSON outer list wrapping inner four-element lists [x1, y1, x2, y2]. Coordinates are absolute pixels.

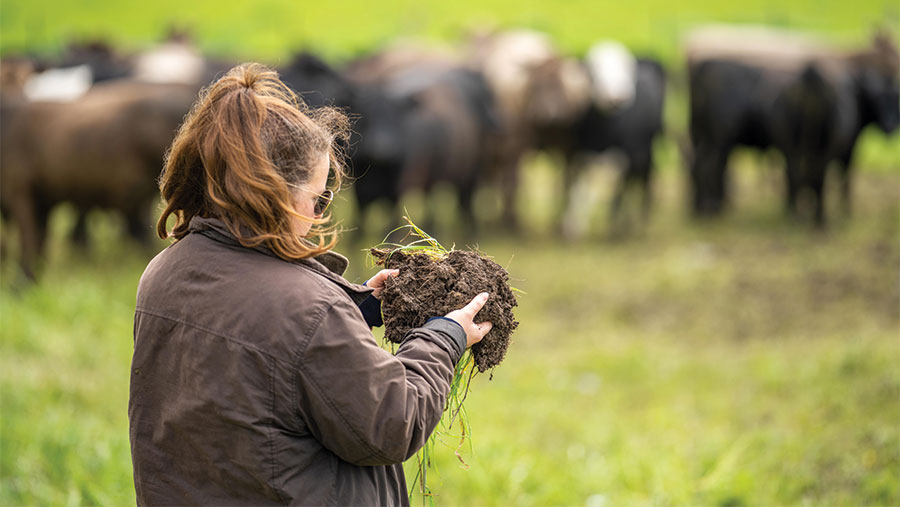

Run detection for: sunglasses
[[288, 183, 335, 216], [313, 189, 334, 215]]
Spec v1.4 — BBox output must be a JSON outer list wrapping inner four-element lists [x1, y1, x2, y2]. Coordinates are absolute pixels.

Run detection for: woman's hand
[[365, 269, 399, 299], [445, 292, 493, 348]]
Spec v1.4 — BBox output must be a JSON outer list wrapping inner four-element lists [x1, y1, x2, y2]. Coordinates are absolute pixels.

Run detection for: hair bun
[[231, 62, 270, 91], [239, 72, 258, 90]]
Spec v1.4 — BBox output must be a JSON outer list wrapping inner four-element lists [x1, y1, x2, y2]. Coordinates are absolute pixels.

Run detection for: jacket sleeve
[[293, 293, 466, 466]]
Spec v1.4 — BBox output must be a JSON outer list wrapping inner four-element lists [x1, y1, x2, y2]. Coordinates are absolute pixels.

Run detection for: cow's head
[[585, 40, 638, 110], [0, 58, 35, 99], [350, 86, 415, 170], [281, 52, 356, 110], [60, 39, 132, 82], [524, 56, 591, 127], [856, 31, 900, 134], [858, 69, 899, 134]]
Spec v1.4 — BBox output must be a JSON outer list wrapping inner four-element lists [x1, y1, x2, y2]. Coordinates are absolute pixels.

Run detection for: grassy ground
[[1, 1, 899, 504], [396, 161, 900, 506], [1, 159, 898, 505]]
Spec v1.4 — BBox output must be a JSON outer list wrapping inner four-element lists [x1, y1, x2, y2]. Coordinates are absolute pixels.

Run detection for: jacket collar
[[187, 216, 373, 304]]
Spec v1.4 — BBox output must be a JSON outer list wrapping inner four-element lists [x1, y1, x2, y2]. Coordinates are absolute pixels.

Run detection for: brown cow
[[467, 29, 574, 231], [1, 79, 196, 279]]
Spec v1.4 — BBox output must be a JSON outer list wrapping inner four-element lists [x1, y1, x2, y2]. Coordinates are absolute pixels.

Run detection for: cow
[[816, 34, 899, 216], [686, 26, 900, 224], [277, 52, 415, 241], [56, 40, 133, 83], [390, 65, 498, 237], [467, 29, 562, 231], [528, 42, 666, 238], [5, 37, 233, 253], [0, 80, 197, 279], [346, 46, 499, 239]]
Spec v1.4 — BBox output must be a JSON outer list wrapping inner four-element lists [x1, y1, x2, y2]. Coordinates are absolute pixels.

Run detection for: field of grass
[[1, 1, 899, 505], [2, 0, 897, 62], [2, 157, 898, 505]]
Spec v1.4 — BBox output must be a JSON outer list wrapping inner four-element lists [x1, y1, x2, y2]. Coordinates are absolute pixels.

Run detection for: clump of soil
[[371, 248, 519, 372]]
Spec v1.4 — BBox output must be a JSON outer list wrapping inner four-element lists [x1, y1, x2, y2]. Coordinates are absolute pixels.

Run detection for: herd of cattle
[[0, 26, 898, 279]]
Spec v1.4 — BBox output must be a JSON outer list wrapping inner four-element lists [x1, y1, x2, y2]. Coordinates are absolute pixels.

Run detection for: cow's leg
[[126, 207, 154, 247], [351, 189, 373, 246], [810, 161, 828, 227], [34, 203, 52, 269], [607, 163, 631, 237], [608, 154, 628, 223], [499, 153, 522, 231], [692, 141, 726, 216], [839, 165, 851, 217], [837, 154, 853, 217], [0, 213, 7, 265], [558, 151, 580, 238], [631, 146, 653, 223], [690, 143, 706, 215], [712, 146, 731, 214], [783, 156, 800, 217], [420, 182, 437, 236], [383, 194, 405, 241], [558, 150, 581, 222], [457, 178, 479, 241], [71, 209, 90, 249], [561, 154, 606, 240], [10, 197, 47, 281]]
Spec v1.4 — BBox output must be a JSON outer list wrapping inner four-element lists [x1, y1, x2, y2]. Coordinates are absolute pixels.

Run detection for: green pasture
[[2, 158, 899, 505], [1, 0, 897, 62], [2, 1, 900, 505]]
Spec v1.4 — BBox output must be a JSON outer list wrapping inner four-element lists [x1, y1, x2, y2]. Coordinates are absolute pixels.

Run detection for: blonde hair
[[157, 62, 349, 259]]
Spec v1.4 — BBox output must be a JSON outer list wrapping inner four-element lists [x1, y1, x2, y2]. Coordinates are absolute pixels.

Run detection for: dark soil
[[371, 248, 519, 372]]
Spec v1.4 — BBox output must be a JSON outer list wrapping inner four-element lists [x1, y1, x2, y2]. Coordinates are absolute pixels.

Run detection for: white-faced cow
[[527, 41, 666, 238]]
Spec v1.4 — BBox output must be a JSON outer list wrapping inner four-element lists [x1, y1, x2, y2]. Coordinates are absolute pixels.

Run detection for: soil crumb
[[371, 248, 519, 372]]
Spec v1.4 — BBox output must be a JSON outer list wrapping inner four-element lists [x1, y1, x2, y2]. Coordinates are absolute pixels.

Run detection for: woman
[[129, 63, 492, 505]]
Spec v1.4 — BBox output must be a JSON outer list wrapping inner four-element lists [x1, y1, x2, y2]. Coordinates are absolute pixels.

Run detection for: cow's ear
[[855, 67, 892, 116], [870, 26, 900, 65]]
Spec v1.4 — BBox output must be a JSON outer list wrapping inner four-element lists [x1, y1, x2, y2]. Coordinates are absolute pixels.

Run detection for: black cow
[[818, 38, 899, 215], [688, 58, 784, 215], [575, 58, 665, 231], [278, 52, 413, 239], [383, 65, 499, 237], [56, 41, 133, 82], [344, 48, 500, 239], [688, 33, 899, 224], [279, 52, 356, 109], [533, 57, 666, 237]]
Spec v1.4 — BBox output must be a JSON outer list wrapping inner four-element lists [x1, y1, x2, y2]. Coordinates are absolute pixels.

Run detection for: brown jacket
[[129, 217, 466, 506]]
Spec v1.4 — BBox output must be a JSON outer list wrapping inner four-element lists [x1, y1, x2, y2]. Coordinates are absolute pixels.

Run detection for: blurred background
[[1, 0, 898, 505]]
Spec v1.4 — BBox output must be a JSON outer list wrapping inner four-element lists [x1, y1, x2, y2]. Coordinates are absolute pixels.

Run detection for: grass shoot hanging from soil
[[368, 217, 519, 504]]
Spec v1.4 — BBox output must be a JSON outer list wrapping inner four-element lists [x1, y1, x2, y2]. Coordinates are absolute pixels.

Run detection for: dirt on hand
[[371, 248, 519, 373]]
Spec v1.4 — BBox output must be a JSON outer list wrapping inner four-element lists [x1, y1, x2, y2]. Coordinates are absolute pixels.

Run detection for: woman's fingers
[[373, 269, 399, 285], [462, 292, 489, 318], [445, 292, 492, 348], [367, 269, 399, 298]]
